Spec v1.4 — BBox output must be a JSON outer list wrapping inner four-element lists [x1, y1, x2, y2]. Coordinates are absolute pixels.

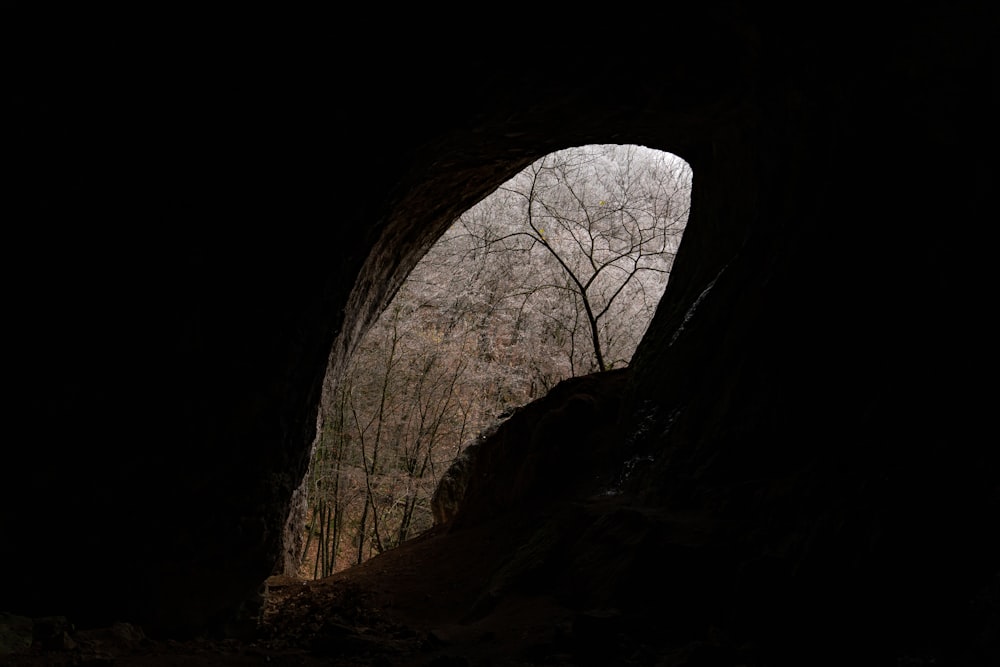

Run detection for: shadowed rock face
[[4, 4, 995, 660], [432, 370, 629, 528], [436, 369, 631, 530]]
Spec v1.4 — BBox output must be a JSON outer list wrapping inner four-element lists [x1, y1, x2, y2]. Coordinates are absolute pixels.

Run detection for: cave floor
[[5, 496, 684, 666], [256, 517, 586, 667]]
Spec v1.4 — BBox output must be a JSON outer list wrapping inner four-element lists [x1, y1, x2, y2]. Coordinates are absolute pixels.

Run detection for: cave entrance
[[295, 144, 692, 579]]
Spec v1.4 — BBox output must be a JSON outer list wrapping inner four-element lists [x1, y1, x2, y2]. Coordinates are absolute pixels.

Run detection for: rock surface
[[3, 4, 996, 665]]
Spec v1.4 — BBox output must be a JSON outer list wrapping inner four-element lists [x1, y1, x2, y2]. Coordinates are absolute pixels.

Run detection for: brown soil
[[4, 371, 671, 666], [259, 516, 581, 667], [3, 501, 642, 667]]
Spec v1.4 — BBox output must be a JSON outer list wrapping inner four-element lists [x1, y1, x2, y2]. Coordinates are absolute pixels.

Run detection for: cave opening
[[288, 144, 693, 581], [4, 8, 993, 662]]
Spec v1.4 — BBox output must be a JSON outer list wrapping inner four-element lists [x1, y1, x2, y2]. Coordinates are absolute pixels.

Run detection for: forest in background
[[299, 144, 692, 577]]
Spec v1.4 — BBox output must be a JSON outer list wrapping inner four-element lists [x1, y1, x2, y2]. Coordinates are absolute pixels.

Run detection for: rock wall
[[3, 4, 994, 656], [439, 369, 631, 529]]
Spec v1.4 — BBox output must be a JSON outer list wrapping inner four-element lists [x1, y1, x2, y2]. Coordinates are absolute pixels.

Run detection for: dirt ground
[[3, 500, 657, 667], [256, 517, 582, 667], [2, 371, 658, 666]]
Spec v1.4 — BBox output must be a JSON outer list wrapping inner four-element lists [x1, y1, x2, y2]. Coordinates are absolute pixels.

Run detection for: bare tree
[[299, 145, 691, 577], [484, 145, 690, 372]]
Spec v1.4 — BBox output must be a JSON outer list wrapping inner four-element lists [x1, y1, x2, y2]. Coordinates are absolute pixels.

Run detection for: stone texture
[[0, 613, 33, 656], [449, 369, 631, 528], [431, 441, 482, 528]]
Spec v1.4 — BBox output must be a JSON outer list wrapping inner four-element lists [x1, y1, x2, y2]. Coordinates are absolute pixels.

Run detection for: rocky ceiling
[[4, 4, 994, 662]]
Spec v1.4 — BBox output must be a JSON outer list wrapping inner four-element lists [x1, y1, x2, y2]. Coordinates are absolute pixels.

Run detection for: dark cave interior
[[3, 5, 996, 665]]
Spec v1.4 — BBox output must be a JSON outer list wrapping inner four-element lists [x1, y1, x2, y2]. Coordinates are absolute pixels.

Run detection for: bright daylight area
[[298, 144, 692, 577]]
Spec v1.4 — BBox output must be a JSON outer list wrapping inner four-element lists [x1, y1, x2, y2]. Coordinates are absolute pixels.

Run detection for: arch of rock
[[5, 6, 994, 661]]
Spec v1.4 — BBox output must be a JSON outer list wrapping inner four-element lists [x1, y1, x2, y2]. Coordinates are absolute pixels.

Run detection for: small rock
[[0, 612, 33, 655]]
